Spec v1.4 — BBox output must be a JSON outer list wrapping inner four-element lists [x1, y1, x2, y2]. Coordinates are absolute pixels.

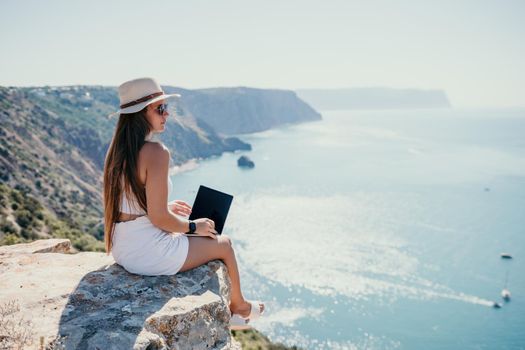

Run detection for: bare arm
[[145, 144, 189, 233], [144, 143, 218, 237]]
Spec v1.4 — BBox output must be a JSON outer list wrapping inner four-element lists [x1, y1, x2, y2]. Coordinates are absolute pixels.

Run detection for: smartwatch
[[187, 220, 196, 234]]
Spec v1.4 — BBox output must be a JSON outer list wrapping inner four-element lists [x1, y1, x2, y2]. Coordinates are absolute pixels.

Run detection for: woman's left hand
[[168, 200, 192, 217]]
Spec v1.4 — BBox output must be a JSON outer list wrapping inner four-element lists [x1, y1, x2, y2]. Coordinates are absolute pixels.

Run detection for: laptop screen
[[188, 185, 233, 235]]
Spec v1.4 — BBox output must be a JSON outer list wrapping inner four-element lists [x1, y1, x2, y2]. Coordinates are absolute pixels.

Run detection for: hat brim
[[107, 93, 181, 118]]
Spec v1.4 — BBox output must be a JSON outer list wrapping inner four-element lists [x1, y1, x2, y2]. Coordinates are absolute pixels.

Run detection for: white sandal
[[229, 300, 264, 330]]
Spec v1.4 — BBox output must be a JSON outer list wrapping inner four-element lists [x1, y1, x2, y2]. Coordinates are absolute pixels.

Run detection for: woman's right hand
[[193, 218, 218, 239]]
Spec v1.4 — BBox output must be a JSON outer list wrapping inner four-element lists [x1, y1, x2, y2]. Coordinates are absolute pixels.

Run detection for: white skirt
[[111, 215, 189, 276]]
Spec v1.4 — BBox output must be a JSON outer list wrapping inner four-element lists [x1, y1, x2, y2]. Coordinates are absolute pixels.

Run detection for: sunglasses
[[155, 103, 168, 115]]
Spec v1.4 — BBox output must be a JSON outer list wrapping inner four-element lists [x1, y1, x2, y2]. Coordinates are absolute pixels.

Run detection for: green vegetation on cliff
[[231, 329, 302, 350], [0, 183, 103, 251]]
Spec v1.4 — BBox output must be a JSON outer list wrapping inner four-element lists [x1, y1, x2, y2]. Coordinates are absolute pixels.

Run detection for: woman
[[103, 77, 264, 329]]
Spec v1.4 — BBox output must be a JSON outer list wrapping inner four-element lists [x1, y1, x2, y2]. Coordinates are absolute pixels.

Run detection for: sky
[[0, 0, 524, 108]]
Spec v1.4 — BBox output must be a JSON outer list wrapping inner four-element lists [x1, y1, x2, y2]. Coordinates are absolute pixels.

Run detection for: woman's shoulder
[[141, 141, 170, 156], [139, 141, 170, 168]]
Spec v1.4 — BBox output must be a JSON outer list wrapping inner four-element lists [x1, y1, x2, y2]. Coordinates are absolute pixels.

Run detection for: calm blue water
[[170, 108, 525, 349]]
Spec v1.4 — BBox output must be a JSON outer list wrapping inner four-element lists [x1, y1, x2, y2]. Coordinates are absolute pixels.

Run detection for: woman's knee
[[217, 235, 233, 256], [219, 234, 232, 247]]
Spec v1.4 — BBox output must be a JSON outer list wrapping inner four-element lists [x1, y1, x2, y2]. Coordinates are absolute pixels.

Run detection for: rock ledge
[[0, 239, 241, 349]]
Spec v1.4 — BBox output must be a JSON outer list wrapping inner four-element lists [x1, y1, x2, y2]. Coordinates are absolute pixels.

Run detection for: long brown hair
[[103, 108, 152, 255]]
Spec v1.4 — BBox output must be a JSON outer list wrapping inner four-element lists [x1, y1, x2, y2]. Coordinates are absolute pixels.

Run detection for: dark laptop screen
[[188, 185, 233, 235]]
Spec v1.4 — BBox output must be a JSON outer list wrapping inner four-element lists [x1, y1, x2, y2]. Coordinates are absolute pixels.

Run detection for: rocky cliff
[[0, 239, 241, 349], [163, 86, 322, 135]]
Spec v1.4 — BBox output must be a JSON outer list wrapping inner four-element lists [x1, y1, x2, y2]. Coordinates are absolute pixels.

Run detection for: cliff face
[[0, 86, 251, 170], [163, 86, 322, 135], [0, 239, 241, 350]]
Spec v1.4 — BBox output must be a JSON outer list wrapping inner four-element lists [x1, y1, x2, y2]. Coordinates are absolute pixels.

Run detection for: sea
[[169, 107, 525, 350]]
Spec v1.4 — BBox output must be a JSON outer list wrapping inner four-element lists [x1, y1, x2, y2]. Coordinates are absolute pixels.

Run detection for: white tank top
[[120, 177, 173, 215]]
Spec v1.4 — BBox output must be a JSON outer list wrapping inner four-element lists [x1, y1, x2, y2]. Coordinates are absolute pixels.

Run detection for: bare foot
[[230, 300, 265, 318]]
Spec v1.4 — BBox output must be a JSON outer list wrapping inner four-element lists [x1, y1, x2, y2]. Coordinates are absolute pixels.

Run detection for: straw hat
[[108, 77, 180, 117]]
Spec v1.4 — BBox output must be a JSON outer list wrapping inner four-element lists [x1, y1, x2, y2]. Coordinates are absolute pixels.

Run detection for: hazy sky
[[1, 0, 523, 107]]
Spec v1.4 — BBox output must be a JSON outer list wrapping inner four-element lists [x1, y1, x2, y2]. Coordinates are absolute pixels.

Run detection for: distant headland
[[295, 87, 451, 110]]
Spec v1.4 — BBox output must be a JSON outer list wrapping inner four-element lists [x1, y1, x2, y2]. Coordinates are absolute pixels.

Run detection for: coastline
[[169, 158, 200, 176]]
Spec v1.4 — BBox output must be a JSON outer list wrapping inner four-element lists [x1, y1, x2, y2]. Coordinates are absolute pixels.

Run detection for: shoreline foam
[[169, 158, 200, 176]]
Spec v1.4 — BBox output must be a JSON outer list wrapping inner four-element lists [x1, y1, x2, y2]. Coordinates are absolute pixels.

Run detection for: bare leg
[[178, 235, 264, 318]]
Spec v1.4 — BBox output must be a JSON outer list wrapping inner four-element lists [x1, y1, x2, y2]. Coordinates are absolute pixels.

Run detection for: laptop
[[186, 185, 233, 236]]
